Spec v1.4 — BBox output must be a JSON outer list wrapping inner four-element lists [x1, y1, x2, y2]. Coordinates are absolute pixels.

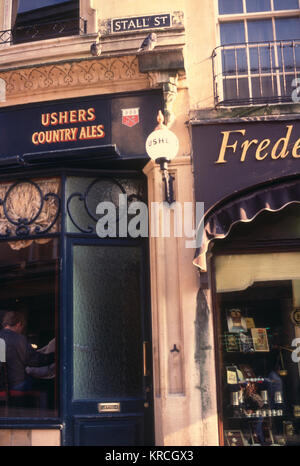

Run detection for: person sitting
[[0, 311, 54, 391]]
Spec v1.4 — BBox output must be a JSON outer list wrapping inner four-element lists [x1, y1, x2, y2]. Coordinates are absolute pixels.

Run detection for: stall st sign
[[192, 119, 300, 212], [0, 92, 163, 159], [111, 14, 171, 33]]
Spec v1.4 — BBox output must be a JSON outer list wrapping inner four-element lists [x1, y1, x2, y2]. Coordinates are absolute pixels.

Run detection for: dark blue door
[[65, 238, 154, 446]]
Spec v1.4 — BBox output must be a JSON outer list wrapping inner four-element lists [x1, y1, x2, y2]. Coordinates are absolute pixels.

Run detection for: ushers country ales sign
[[191, 118, 300, 212], [32, 108, 105, 146], [0, 91, 163, 159]]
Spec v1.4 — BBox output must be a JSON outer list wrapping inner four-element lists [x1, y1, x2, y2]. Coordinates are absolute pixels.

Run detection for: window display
[[216, 252, 300, 446]]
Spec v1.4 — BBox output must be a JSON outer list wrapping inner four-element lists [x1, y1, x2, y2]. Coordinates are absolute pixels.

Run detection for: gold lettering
[[70, 127, 78, 140], [41, 114, 50, 127], [59, 111, 69, 125], [87, 108, 96, 121], [271, 125, 293, 159], [69, 110, 77, 123], [255, 139, 271, 161], [97, 125, 105, 138], [79, 126, 87, 139], [51, 113, 58, 126], [292, 138, 300, 158], [215, 129, 246, 164], [240, 139, 258, 162], [32, 132, 39, 145], [78, 109, 87, 122]]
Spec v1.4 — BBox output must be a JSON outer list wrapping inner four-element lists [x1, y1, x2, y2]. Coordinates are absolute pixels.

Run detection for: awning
[[193, 177, 300, 272]]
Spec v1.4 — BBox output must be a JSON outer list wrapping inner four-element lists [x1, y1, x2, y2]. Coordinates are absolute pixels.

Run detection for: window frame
[[214, 0, 300, 106], [0, 0, 96, 52]]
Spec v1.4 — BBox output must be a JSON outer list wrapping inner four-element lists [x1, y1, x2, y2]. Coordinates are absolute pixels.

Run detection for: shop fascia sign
[[215, 123, 300, 164], [192, 119, 300, 212]]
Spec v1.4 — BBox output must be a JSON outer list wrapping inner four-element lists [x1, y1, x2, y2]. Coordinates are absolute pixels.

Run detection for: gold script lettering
[[271, 125, 293, 159], [215, 129, 246, 164], [240, 139, 258, 162], [293, 138, 300, 158], [255, 139, 271, 161]]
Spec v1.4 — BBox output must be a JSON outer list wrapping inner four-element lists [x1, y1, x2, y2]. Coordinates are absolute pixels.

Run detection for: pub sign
[[0, 91, 163, 160]]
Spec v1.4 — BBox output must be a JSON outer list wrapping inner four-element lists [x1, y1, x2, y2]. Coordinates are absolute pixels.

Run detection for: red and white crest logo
[[122, 108, 140, 127]]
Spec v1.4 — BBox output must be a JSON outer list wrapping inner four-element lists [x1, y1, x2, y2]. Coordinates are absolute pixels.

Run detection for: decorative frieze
[[0, 55, 146, 101]]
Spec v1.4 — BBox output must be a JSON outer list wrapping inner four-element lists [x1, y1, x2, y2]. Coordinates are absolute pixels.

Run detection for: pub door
[[64, 237, 154, 446]]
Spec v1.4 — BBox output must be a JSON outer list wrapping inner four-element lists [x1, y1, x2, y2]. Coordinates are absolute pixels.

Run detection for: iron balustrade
[[0, 17, 87, 45], [212, 39, 300, 107]]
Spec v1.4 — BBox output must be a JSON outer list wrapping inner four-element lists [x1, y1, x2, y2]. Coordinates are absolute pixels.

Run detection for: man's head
[[2, 311, 26, 334]]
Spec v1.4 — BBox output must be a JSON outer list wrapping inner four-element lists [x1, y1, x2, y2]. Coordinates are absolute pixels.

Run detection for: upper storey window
[[213, 0, 300, 106], [12, 0, 81, 44]]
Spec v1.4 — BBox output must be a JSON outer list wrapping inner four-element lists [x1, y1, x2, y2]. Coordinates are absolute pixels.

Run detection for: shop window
[[12, 0, 81, 44], [213, 0, 300, 105], [215, 251, 300, 446], [0, 178, 60, 418]]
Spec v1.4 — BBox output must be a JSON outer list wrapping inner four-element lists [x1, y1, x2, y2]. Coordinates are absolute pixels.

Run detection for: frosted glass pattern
[[73, 245, 143, 399]]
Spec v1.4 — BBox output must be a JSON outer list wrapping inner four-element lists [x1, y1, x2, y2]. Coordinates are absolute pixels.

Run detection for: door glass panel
[[66, 176, 147, 235], [73, 245, 143, 399]]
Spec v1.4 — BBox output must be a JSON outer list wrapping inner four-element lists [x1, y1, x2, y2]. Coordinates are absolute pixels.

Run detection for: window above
[[213, 0, 300, 106], [12, 0, 81, 44], [218, 0, 299, 15]]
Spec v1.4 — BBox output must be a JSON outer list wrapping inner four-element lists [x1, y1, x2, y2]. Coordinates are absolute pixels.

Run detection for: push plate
[[98, 402, 121, 413]]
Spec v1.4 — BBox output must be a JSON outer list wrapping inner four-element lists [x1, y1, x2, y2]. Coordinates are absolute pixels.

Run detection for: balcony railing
[[0, 17, 87, 45], [212, 39, 300, 107]]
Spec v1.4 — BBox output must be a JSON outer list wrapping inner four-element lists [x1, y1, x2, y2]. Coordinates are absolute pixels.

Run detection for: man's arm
[[22, 336, 55, 367]]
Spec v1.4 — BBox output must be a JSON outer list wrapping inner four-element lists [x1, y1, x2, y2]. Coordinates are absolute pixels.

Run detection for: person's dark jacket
[[0, 328, 54, 389]]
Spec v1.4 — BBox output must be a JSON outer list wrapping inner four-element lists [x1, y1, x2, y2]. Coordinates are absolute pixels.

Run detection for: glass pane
[[222, 47, 248, 75], [274, 0, 299, 10], [73, 245, 143, 399], [277, 40, 299, 74], [223, 77, 250, 102], [275, 18, 300, 40], [216, 252, 300, 446], [66, 176, 147, 235], [246, 0, 271, 12], [220, 22, 245, 45], [219, 0, 243, 14], [18, 0, 72, 13], [247, 19, 274, 43], [251, 76, 278, 99], [249, 43, 276, 74], [0, 239, 59, 418]]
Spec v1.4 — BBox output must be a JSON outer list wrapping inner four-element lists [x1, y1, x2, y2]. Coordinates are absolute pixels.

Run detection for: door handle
[[143, 341, 150, 377], [143, 341, 151, 408]]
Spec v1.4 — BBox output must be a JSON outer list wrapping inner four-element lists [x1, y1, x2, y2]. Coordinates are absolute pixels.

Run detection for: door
[[65, 238, 154, 446]]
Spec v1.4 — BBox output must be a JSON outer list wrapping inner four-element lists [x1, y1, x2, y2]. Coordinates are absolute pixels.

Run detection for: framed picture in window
[[251, 328, 269, 352], [224, 430, 246, 446], [225, 333, 240, 352]]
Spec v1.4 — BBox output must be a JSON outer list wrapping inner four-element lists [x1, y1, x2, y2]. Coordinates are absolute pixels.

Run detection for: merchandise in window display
[[227, 309, 248, 333], [251, 328, 270, 352]]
